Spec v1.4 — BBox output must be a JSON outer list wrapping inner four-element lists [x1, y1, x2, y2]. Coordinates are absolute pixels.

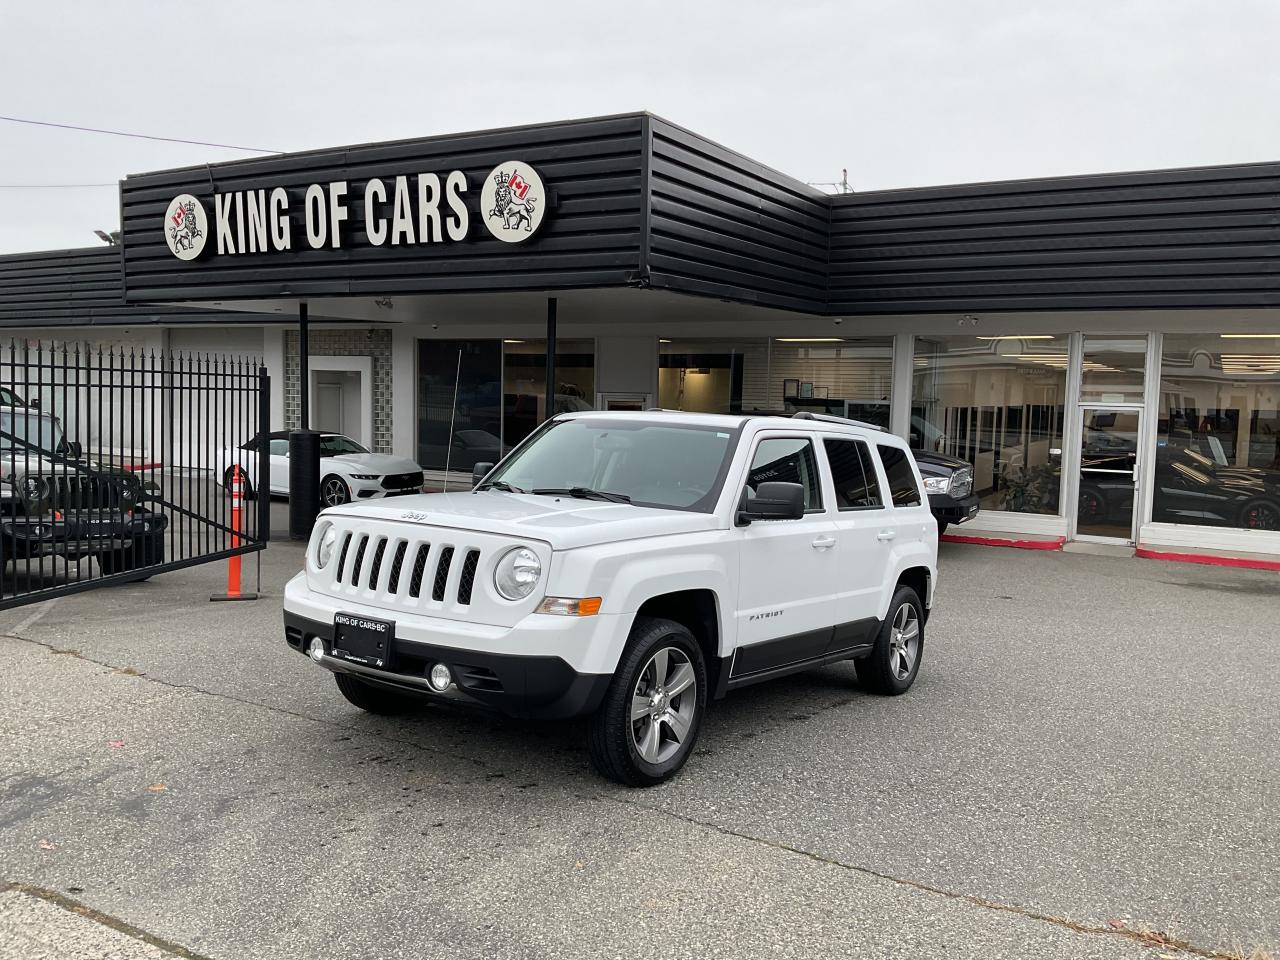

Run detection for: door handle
[[877, 530, 896, 542], [811, 535, 836, 549]]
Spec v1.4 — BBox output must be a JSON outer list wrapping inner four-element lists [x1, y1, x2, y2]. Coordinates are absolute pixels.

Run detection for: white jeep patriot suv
[[283, 411, 937, 786]]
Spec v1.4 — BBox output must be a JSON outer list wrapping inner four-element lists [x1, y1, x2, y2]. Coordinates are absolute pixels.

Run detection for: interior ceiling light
[[975, 335, 1057, 340], [1221, 334, 1280, 338], [775, 338, 845, 343], [503, 339, 524, 344]]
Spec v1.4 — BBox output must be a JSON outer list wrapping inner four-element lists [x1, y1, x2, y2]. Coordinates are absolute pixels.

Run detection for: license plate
[[332, 613, 395, 670]]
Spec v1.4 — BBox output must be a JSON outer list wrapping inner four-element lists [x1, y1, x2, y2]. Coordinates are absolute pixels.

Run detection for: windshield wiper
[[532, 486, 631, 503], [478, 480, 525, 493]]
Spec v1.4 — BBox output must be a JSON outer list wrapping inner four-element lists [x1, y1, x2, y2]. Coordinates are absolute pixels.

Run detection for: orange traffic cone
[[211, 463, 259, 602]]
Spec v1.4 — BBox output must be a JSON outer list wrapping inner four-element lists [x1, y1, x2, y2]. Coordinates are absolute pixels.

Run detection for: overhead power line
[[0, 115, 281, 154]]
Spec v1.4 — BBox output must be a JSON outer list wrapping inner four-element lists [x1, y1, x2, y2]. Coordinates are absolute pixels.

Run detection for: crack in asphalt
[[1, 630, 1238, 960], [2, 882, 216, 960]]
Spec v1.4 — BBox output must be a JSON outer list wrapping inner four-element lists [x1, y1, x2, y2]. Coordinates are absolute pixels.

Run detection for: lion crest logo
[[163, 194, 208, 260], [481, 162, 546, 243]]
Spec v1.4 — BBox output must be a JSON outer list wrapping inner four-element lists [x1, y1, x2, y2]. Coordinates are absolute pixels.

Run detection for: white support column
[[1060, 331, 1085, 539], [890, 332, 914, 440], [1137, 331, 1163, 533], [391, 324, 417, 460]]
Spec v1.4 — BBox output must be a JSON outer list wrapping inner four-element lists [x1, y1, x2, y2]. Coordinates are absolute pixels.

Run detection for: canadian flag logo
[[507, 172, 531, 201]]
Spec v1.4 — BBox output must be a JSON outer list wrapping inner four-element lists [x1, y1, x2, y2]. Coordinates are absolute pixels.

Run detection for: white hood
[[325, 453, 421, 473], [322, 490, 723, 550]]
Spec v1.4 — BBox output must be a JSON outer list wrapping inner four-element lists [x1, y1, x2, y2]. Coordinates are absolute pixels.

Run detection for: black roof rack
[[791, 411, 885, 432]]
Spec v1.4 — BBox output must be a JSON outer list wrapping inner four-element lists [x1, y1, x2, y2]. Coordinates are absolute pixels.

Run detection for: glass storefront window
[[1080, 335, 1147, 404], [416, 339, 594, 471], [1154, 335, 1280, 531], [501, 340, 595, 449], [658, 337, 893, 428], [912, 335, 1066, 514]]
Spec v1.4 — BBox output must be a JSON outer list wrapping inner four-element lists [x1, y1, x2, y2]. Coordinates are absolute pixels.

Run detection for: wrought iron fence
[[0, 340, 270, 609]]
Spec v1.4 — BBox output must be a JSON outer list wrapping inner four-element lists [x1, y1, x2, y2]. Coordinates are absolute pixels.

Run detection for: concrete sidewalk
[[1, 540, 1276, 959]]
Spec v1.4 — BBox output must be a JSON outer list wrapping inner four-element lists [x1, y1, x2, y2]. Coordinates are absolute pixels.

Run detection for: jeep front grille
[[314, 521, 538, 617]]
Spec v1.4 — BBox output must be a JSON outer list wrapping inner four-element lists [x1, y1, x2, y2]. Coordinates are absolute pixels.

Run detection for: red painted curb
[[1135, 547, 1280, 572], [940, 533, 1066, 551], [121, 462, 162, 472]]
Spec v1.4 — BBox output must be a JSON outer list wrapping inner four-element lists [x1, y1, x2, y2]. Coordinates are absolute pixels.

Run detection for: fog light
[[428, 663, 452, 691], [309, 638, 325, 662]]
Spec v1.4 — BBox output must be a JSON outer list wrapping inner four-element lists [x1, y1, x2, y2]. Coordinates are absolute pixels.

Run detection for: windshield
[[0, 411, 65, 455], [485, 417, 741, 512], [320, 435, 370, 456]]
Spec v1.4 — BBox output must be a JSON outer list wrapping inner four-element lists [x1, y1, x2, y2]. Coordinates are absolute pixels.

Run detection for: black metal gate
[[0, 340, 270, 610]]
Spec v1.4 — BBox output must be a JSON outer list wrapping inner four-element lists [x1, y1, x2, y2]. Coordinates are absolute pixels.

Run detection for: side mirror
[[471, 462, 495, 487], [736, 481, 806, 525], [67, 440, 83, 460]]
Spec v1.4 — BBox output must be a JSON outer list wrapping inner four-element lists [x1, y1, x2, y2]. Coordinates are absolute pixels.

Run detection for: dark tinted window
[[320, 435, 369, 456], [877, 445, 922, 507], [748, 437, 822, 510], [268, 439, 290, 456], [824, 438, 882, 509]]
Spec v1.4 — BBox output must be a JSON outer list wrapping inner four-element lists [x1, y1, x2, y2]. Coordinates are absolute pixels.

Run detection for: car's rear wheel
[[222, 467, 255, 500], [588, 617, 706, 787], [321, 475, 351, 507], [333, 672, 421, 715], [855, 585, 924, 696]]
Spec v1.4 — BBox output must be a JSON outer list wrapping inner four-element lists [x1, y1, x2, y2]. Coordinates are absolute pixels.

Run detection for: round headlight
[[494, 546, 542, 601], [314, 522, 337, 568]]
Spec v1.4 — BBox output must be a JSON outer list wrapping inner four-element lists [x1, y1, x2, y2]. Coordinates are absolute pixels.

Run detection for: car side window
[[824, 438, 883, 510], [876, 445, 922, 508], [747, 437, 822, 510], [269, 439, 290, 456]]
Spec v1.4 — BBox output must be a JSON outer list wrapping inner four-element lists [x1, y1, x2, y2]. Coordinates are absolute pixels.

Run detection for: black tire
[[321, 475, 351, 507], [1240, 498, 1280, 531], [855, 585, 924, 696], [1078, 486, 1107, 527], [588, 617, 707, 787], [223, 467, 255, 500], [98, 531, 164, 581], [333, 672, 422, 715]]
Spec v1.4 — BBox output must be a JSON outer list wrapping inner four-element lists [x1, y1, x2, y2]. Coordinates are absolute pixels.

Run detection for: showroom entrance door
[[1075, 406, 1143, 542]]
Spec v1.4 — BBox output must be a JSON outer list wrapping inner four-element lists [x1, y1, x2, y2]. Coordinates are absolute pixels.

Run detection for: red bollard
[[211, 463, 259, 602]]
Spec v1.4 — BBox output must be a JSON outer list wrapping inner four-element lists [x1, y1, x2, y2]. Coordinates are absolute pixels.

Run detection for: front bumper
[[284, 610, 611, 719], [0, 513, 167, 557], [928, 491, 980, 525]]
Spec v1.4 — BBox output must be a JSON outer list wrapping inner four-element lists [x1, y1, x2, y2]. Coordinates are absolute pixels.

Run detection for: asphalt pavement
[[0, 537, 1276, 959]]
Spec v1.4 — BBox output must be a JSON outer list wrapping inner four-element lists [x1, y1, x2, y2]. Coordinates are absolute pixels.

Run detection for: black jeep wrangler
[[1, 408, 168, 577]]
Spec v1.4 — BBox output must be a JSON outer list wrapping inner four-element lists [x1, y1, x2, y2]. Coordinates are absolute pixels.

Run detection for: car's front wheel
[[855, 585, 924, 695], [321, 475, 351, 507], [588, 617, 707, 787], [1241, 498, 1280, 531]]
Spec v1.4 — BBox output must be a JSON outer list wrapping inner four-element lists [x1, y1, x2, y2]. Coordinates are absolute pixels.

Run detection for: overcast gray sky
[[2, 0, 1278, 254]]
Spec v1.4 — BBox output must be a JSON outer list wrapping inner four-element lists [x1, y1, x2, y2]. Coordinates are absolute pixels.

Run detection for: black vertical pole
[[258, 366, 271, 542], [544, 297, 557, 422], [298, 301, 310, 430]]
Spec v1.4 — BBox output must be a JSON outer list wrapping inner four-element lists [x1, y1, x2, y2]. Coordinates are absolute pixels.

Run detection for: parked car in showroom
[[219, 432, 425, 506], [911, 449, 979, 536], [1, 406, 167, 576], [1079, 440, 1280, 531], [283, 410, 937, 786]]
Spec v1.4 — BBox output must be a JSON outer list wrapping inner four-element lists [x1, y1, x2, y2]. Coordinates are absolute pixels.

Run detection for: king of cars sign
[[162, 162, 547, 260]]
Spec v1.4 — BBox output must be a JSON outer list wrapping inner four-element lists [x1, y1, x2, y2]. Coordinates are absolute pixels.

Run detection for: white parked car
[[283, 411, 937, 786], [220, 431, 424, 506]]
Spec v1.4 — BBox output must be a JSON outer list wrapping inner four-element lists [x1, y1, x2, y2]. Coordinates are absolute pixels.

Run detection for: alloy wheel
[[1245, 501, 1280, 530], [888, 603, 920, 681], [630, 645, 698, 765], [322, 478, 349, 506]]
